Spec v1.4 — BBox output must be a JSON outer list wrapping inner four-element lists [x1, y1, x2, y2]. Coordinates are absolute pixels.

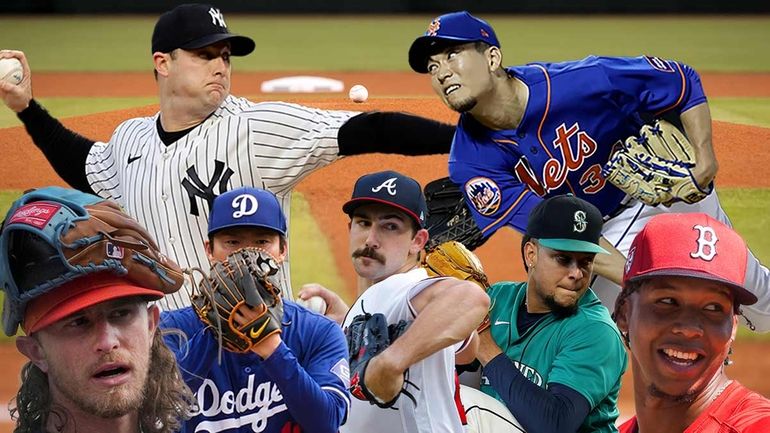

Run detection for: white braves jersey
[[341, 268, 464, 433], [85, 95, 358, 310]]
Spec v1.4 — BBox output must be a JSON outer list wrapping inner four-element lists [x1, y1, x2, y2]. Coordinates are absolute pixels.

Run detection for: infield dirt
[[0, 71, 769, 430]]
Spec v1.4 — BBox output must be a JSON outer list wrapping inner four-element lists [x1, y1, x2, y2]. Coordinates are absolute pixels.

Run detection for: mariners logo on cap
[[231, 194, 259, 218], [208, 7, 227, 28], [466, 177, 501, 216], [573, 210, 588, 233], [690, 224, 719, 261], [372, 178, 398, 196], [427, 18, 441, 36]]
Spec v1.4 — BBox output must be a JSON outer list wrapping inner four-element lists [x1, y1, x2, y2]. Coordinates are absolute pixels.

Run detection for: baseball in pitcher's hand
[[0, 50, 33, 112], [299, 283, 349, 325]]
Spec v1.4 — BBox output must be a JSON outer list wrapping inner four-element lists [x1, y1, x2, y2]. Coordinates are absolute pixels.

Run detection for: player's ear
[[16, 335, 49, 373], [204, 239, 215, 263], [153, 52, 171, 78], [523, 240, 538, 270], [411, 229, 429, 255], [488, 46, 502, 71]]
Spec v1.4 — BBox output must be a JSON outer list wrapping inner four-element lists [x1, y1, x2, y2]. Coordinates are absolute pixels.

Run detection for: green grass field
[[0, 15, 769, 341], [0, 16, 769, 71]]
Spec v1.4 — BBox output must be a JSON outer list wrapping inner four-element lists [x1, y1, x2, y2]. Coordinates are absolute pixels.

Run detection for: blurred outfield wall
[[2, 0, 768, 14]]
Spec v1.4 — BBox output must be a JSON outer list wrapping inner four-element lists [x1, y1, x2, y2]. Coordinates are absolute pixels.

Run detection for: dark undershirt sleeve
[[16, 99, 95, 192], [337, 111, 455, 156], [484, 353, 591, 433]]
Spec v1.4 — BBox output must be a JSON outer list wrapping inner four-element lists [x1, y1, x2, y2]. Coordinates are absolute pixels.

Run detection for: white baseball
[[297, 295, 328, 315], [348, 84, 368, 103], [0, 58, 23, 85]]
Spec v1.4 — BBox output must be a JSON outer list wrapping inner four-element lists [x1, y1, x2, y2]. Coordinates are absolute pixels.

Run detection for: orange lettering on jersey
[[579, 164, 606, 194], [515, 123, 600, 196]]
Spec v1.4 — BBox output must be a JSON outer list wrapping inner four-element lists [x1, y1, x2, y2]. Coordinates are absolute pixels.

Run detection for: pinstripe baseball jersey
[[85, 95, 358, 310]]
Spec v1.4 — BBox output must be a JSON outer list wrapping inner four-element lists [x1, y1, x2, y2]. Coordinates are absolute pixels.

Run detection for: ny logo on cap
[[232, 194, 258, 218], [573, 210, 587, 233], [690, 224, 718, 261], [372, 178, 398, 196], [427, 19, 441, 36], [208, 7, 227, 28]]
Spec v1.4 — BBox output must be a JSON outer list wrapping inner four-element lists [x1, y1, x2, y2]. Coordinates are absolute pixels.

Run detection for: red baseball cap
[[23, 273, 164, 334], [623, 213, 757, 306]]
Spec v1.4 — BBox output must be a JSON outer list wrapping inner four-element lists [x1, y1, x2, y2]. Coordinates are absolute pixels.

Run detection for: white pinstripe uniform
[[85, 95, 358, 310]]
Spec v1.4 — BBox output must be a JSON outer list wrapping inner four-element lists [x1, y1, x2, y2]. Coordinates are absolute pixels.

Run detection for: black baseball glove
[[192, 247, 283, 353], [346, 312, 415, 408], [423, 177, 489, 252]]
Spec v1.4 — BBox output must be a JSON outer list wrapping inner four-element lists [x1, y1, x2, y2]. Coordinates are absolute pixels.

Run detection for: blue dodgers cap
[[525, 195, 609, 255], [343, 171, 428, 228], [208, 187, 286, 236], [409, 11, 500, 73], [151, 3, 255, 56]]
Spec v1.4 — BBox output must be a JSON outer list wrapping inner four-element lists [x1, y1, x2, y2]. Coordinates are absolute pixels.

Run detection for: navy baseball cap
[[526, 195, 609, 255], [151, 3, 255, 56], [343, 171, 428, 228], [208, 187, 287, 236], [409, 11, 500, 73]]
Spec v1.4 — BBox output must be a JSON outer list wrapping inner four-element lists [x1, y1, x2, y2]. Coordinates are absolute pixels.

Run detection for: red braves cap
[[624, 213, 756, 306], [23, 273, 163, 334]]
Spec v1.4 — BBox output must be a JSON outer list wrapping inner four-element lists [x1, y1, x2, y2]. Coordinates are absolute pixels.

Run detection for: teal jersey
[[481, 281, 627, 433]]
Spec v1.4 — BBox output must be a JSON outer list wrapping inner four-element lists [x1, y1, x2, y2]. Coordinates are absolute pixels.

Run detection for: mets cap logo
[[427, 18, 441, 36], [465, 177, 501, 216]]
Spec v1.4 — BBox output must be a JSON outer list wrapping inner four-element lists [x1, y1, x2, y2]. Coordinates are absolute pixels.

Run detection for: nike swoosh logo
[[127, 155, 141, 164], [249, 319, 271, 339], [494, 320, 510, 326]]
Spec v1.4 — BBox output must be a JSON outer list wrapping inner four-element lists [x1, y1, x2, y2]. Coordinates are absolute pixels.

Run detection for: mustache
[[352, 246, 385, 264]]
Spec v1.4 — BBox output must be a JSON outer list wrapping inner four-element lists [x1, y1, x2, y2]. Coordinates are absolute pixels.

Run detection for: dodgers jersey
[[160, 301, 350, 433], [450, 55, 706, 236], [85, 95, 358, 309], [482, 282, 627, 433], [340, 268, 464, 433]]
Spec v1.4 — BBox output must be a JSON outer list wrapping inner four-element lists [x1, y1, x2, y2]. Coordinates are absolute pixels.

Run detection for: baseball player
[[160, 186, 351, 433], [614, 213, 770, 432], [0, 3, 455, 310], [407, 11, 770, 331], [474, 195, 627, 433], [0, 189, 194, 433], [339, 170, 489, 433]]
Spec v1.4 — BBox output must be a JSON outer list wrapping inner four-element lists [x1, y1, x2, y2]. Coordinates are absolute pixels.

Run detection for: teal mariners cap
[[525, 195, 609, 255]]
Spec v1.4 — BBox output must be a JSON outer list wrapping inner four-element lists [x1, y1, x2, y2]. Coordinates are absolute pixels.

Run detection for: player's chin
[[447, 96, 477, 113]]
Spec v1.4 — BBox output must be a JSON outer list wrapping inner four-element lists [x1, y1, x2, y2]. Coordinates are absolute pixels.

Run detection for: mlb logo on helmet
[[623, 212, 757, 306], [208, 187, 287, 236]]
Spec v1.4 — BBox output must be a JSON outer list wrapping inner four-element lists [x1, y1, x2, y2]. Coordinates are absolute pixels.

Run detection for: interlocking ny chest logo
[[514, 122, 604, 196], [182, 160, 234, 216]]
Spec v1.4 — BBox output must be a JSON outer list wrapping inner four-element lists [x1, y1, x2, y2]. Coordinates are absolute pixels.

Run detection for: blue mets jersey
[[160, 301, 350, 433], [449, 55, 707, 236]]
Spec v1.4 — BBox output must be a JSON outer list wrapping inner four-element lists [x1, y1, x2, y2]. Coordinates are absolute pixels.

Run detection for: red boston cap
[[623, 213, 756, 306]]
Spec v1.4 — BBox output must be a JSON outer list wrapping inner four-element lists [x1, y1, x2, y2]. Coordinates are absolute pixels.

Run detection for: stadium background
[[0, 5, 768, 431]]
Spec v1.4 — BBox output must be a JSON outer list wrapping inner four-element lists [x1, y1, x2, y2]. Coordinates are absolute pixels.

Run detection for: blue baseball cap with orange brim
[[409, 11, 500, 73]]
